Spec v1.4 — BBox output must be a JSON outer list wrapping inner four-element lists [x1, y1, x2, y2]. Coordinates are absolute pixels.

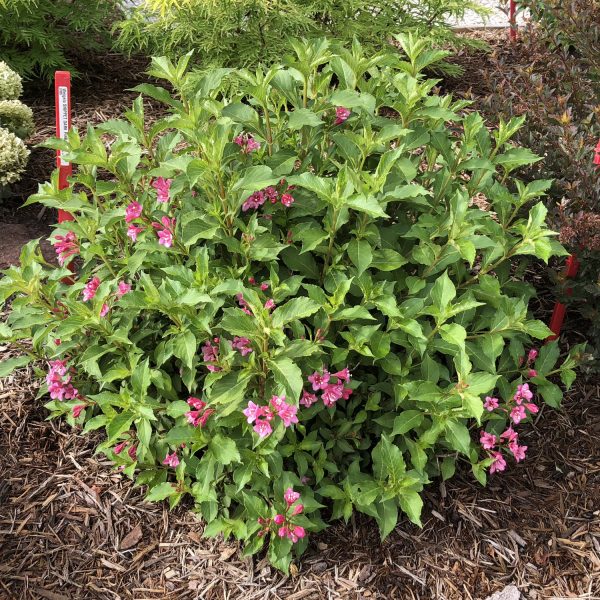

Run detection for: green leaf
[[399, 490, 423, 527], [439, 323, 466, 350], [209, 434, 241, 465], [538, 383, 562, 408], [445, 420, 472, 455], [535, 342, 560, 376], [174, 331, 196, 370], [391, 410, 423, 436], [166, 400, 191, 418], [220, 309, 261, 337], [288, 108, 323, 129], [269, 357, 303, 403], [430, 271, 456, 311], [0, 355, 31, 377], [372, 434, 405, 483], [271, 298, 321, 328], [209, 372, 252, 417], [345, 194, 388, 218], [107, 410, 135, 442], [146, 482, 177, 502], [347, 239, 373, 276], [370, 249, 408, 271], [376, 499, 398, 540], [524, 320, 554, 340], [233, 166, 277, 192]]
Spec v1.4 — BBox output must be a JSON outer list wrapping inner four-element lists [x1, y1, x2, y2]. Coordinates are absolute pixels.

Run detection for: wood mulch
[[1, 331, 599, 600]]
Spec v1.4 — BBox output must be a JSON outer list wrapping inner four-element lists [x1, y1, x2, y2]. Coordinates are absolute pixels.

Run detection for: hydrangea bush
[[0, 61, 32, 191], [0, 36, 582, 571]]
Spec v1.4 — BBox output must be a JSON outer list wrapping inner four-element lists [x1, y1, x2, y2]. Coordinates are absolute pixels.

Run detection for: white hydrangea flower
[[0, 62, 23, 101], [0, 99, 34, 139], [0, 127, 30, 186]]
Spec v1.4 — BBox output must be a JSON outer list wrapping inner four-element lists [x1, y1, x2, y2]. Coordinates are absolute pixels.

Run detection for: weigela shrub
[[0, 36, 582, 571]]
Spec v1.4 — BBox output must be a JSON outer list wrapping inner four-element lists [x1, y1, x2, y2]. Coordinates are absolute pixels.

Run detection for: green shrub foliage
[[0, 0, 123, 81], [116, 0, 487, 66], [0, 37, 581, 571]]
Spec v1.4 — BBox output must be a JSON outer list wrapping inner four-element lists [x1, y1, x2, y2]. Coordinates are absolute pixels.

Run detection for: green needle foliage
[[116, 0, 488, 67], [0, 0, 123, 81]]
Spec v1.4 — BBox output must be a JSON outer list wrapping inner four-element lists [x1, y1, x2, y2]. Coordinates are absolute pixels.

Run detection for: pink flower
[[152, 177, 172, 203], [281, 193, 295, 207], [260, 282, 269, 291], [117, 281, 131, 298], [271, 396, 298, 428], [527, 348, 538, 362], [500, 427, 518, 443], [264, 298, 276, 310], [82, 276, 101, 301], [242, 190, 267, 212], [202, 340, 219, 364], [333, 368, 351, 382], [484, 396, 499, 411], [237, 294, 253, 315], [248, 276, 256, 285], [292, 525, 305, 540], [524, 402, 539, 414], [154, 216, 175, 248], [334, 106, 351, 125], [232, 336, 253, 356], [284, 488, 300, 505], [308, 370, 330, 391], [322, 383, 344, 407], [253, 419, 273, 438], [125, 201, 143, 223], [480, 431, 497, 450], [510, 405, 527, 424], [114, 441, 127, 455], [291, 503, 304, 516], [341, 387, 353, 400], [514, 383, 533, 403], [278, 526, 288, 538], [188, 397, 206, 410], [489, 451, 507, 474], [163, 451, 180, 468], [100, 303, 110, 317], [300, 390, 318, 407], [234, 133, 261, 154], [72, 404, 85, 418], [128, 444, 138, 460], [274, 514, 285, 525], [53, 231, 79, 266], [528, 369, 538, 378], [509, 442, 527, 462], [127, 224, 144, 242], [243, 401, 262, 424], [197, 409, 215, 427]]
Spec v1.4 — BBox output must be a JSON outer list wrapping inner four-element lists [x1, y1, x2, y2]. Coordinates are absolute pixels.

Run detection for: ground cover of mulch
[[1, 32, 600, 600], [1, 339, 599, 600]]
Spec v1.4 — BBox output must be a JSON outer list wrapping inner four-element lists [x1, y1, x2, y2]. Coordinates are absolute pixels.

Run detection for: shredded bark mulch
[[1, 337, 598, 599]]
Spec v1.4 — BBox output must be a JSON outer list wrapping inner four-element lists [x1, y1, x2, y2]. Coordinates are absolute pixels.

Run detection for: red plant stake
[[547, 254, 580, 342], [55, 71, 73, 222], [509, 0, 518, 41]]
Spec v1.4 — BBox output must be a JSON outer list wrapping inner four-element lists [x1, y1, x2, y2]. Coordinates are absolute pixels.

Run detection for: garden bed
[[1, 30, 599, 600], [1, 350, 598, 599]]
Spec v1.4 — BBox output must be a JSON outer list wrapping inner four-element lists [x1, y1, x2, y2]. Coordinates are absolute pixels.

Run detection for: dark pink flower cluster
[[152, 177, 172, 204], [152, 216, 176, 248], [242, 180, 296, 212], [202, 338, 222, 372], [163, 451, 180, 468], [243, 394, 298, 438], [594, 140, 600, 167], [334, 106, 351, 125], [248, 277, 269, 291], [234, 132, 261, 154], [301, 367, 352, 408], [231, 336, 253, 356], [185, 396, 215, 428], [257, 487, 305, 543], [481, 377, 539, 474], [82, 276, 101, 302], [53, 231, 79, 266], [46, 359, 79, 401], [114, 439, 138, 461]]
